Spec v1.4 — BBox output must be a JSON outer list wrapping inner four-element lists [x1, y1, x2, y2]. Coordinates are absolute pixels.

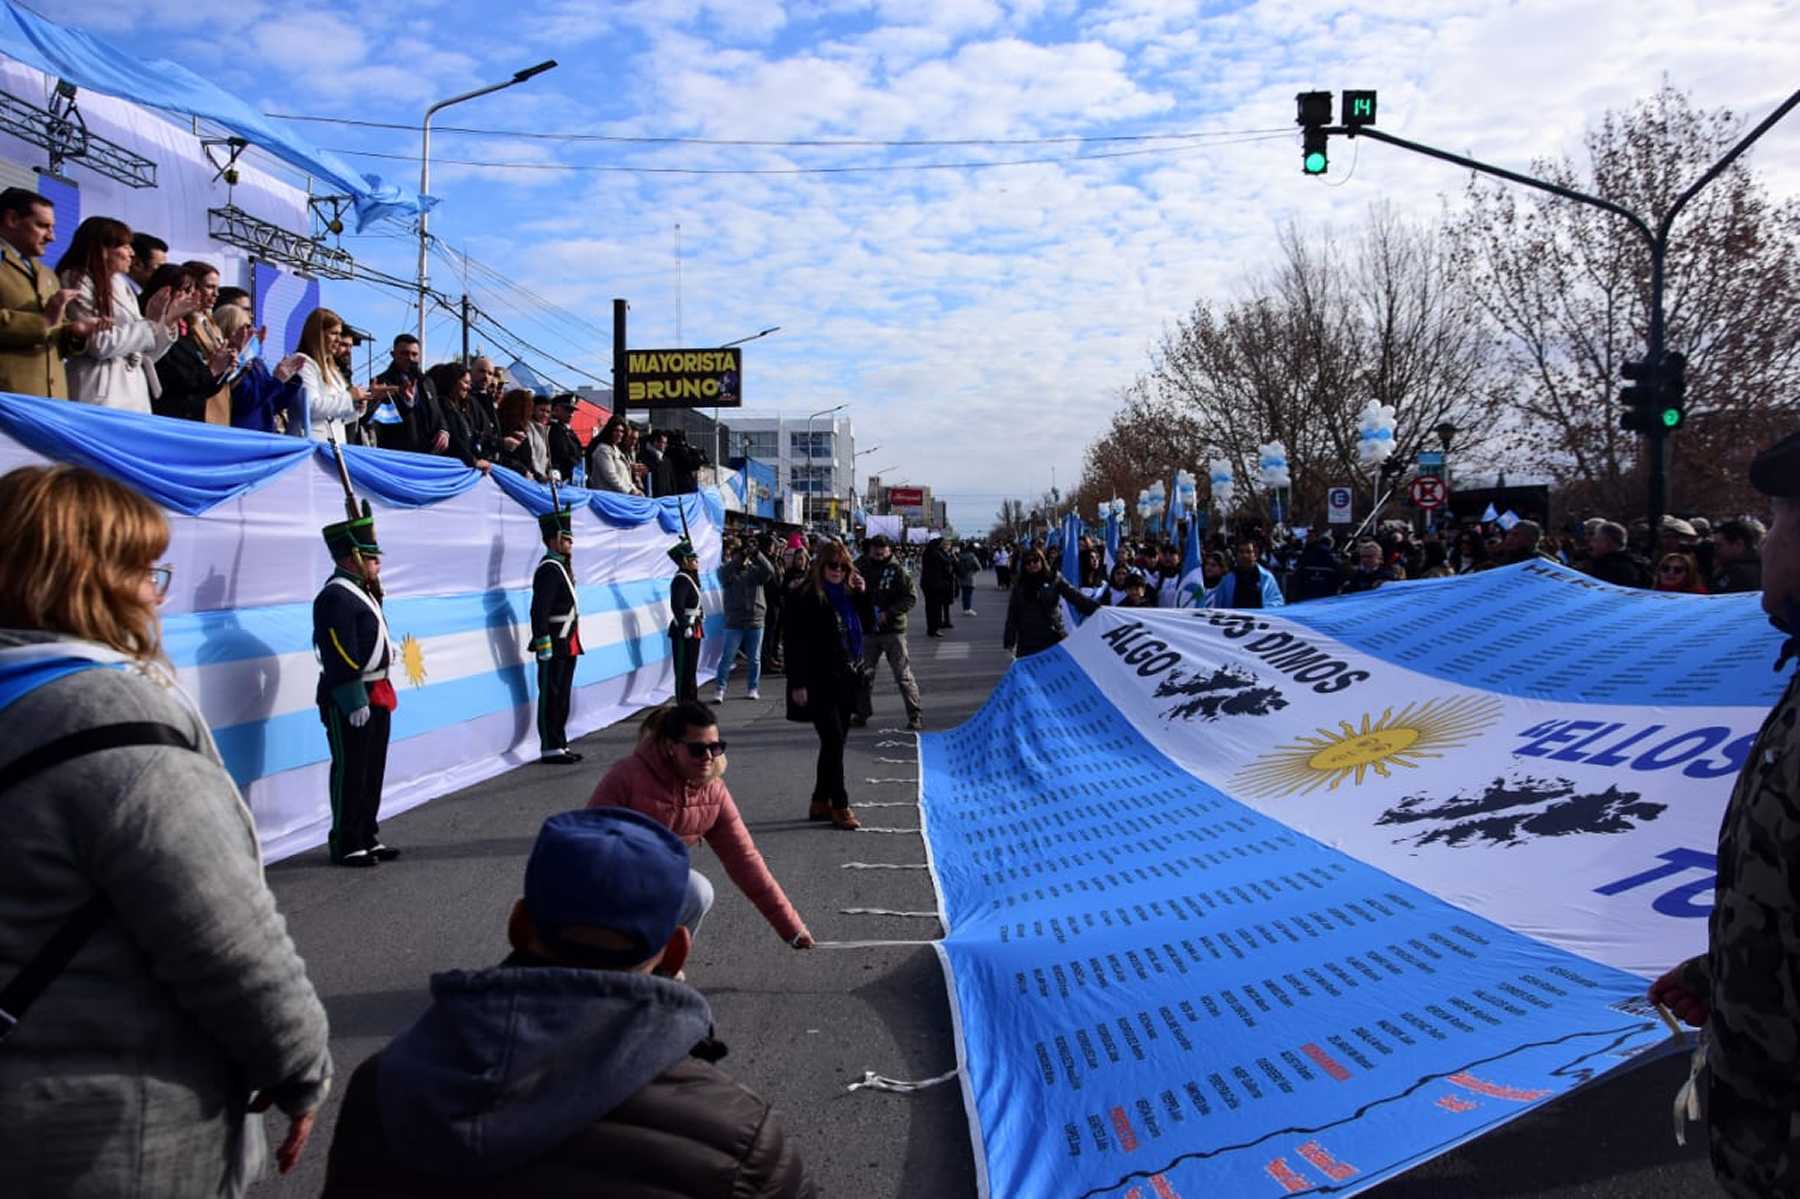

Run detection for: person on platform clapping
[[497, 389, 547, 481], [153, 262, 251, 424], [588, 703, 813, 949], [588, 415, 641, 495], [293, 308, 367, 440], [783, 542, 868, 830], [55, 217, 194, 413]]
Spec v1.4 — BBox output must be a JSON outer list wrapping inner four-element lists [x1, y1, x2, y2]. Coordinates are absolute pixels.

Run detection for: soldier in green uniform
[[668, 538, 704, 704], [1651, 430, 1800, 1196], [530, 505, 583, 765], [313, 513, 398, 868]]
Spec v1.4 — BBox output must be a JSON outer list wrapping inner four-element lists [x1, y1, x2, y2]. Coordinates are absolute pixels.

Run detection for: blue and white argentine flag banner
[[0, 396, 723, 863], [919, 562, 1787, 1198]]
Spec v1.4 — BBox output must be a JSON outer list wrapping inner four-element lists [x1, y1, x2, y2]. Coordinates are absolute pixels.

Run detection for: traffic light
[[1620, 352, 1688, 434], [1296, 91, 1332, 175], [1302, 127, 1329, 174], [1659, 351, 1687, 430]]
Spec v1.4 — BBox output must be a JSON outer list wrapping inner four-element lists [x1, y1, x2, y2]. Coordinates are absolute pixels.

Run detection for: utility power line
[[269, 112, 1289, 148], [324, 133, 1290, 176]]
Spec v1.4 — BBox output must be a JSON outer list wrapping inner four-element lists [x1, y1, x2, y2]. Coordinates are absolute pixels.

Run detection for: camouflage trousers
[[1709, 1066, 1800, 1197]]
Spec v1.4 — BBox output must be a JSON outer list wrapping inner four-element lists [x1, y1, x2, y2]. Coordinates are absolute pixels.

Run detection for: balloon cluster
[[1104, 497, 1127, 520], [1208, 459, 1236, 511], [1357, 403, 1398, 465], [1136, 481, 1165, 522], [1257, 441, 1290, 489]]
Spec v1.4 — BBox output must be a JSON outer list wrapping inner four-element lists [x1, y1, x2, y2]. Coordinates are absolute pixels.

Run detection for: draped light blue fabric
[[0, 393, 311, 514], [325, 442, 483, 507], [487, 464, 594, 516], [657, 490, 724, 534], [0, 394, 730, 528], [0, 0, 429, 229]]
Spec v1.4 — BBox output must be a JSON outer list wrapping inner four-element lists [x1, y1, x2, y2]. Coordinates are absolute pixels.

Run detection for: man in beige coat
[[0, 188, 95, 399]]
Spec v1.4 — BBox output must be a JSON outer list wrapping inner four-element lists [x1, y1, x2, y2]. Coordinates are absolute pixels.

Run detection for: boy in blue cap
[[322, 808, 814, 1197]]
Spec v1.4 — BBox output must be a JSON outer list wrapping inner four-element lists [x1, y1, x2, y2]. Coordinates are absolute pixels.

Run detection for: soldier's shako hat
[[667, 537, 698, 565], [539, 506, 574, 539], [1749, 430, 1800, 498], [323, 515, 380, 559]]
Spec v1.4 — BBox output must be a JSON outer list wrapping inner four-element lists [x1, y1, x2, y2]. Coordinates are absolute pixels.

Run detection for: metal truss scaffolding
[[208, 205, 356, 280], [0, 81, 157, 188]]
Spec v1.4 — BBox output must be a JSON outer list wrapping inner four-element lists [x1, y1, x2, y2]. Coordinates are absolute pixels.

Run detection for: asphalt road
[[255, 575, 1720, 1198]]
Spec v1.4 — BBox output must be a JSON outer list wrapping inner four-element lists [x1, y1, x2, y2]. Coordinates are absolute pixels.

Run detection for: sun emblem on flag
[[1231, 695, 1503, 799], [400, 634, 429, 688]]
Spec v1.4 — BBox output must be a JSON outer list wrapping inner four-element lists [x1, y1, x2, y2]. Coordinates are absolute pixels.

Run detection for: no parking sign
[[1326, 485, 1353, 524]]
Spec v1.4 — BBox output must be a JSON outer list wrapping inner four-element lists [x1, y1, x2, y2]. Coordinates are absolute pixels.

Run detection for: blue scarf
[[824, 581, 864, 661], [0, 656, 117, 714]]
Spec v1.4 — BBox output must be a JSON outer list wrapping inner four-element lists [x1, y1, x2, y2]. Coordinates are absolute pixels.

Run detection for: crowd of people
[[0, 188, 717, 494], [983, 505, 1765, 621]]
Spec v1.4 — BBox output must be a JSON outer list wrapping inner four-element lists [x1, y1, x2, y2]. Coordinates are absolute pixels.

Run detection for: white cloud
[[62, 0, 1791, 530]]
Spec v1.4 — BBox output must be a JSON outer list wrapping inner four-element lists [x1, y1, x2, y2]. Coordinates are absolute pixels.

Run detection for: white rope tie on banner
[[850, 800, 917, 807], [875, 739, 913, 748], [812, 939, 939, 950], [840, 862, 929, 870], [847, 1067, 960, 1093], [864, 777, 918, 784], [841, 907, 940, 918], [877, 728, 907, 734], [1667, 1006, 1705, 1147], [876, 757, 914, 764], [852, 826, 921, 835]]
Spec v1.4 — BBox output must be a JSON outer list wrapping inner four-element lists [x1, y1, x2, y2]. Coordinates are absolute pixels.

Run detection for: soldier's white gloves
[[349, 706, 372, 728]]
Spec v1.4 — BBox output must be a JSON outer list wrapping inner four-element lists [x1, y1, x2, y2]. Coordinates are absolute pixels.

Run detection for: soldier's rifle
[[326, 422, 384, 602]]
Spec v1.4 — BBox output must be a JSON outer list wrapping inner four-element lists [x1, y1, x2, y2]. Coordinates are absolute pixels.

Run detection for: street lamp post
[[417, 60, 557, 358], [851, 445, 882, 513], [803, 403, 847, 527], [713, 326, 781, 468]]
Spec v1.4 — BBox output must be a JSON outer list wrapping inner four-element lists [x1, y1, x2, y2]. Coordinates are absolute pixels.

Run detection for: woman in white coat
[[587, 414, 642, 494], [54, 219, 196, 413], [291, 307, 364, 440]]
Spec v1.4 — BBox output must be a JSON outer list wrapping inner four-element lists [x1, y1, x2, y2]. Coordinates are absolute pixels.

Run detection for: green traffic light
[[1304, 151, 1327, 174], [1661, 407, 1682, 429]]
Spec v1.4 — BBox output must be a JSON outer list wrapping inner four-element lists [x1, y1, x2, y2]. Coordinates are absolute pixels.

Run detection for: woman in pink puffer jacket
[[588, 701, 814, 949]]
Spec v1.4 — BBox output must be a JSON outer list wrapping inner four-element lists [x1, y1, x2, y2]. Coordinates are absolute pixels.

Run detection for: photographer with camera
[[713, 534, 777, 703], [663, 430, 708, 495]]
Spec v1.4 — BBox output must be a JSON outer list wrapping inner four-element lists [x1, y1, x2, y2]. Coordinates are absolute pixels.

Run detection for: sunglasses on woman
[[146, 564, 174, 599], [680, 739, 728, 759], [1660, 565, 1688, 576], [823, 561, 848, 571]]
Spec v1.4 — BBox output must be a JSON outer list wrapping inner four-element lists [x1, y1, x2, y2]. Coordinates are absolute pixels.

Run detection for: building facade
[[726, 411, 858, 522]]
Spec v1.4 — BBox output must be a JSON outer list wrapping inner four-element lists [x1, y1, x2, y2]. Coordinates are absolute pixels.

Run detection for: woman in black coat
[[1003, 546, 1100, 658], [783, 542, 867, 830]]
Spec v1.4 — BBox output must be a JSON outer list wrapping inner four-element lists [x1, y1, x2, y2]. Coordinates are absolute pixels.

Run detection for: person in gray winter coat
[[0, 465, 331, 1198], [713, 536, 777, 701], [955, 544, 982, 615], [321, 807, 815, 1198]]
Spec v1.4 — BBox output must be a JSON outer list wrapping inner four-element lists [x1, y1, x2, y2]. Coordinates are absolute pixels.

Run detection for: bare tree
[[1108, 213, 1506, 523], [1444, 82, 1800, 516], [1071, 380, 1210, 522]]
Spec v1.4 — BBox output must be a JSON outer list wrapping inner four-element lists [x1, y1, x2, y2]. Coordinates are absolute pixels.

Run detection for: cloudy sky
[[61, 0, 1800, 529]]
